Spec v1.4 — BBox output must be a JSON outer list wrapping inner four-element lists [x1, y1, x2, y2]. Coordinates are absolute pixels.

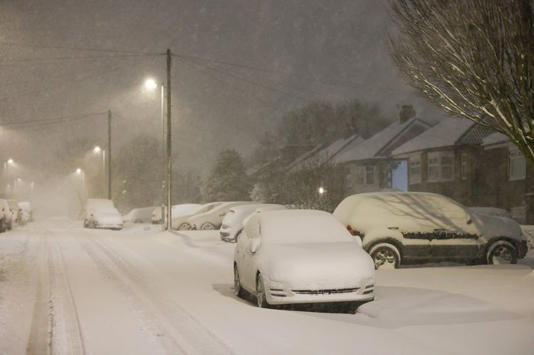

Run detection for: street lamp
[[318, 186, 326, 195], [93, 146, 102, 154], [7, 158, 14, 165], [76, 168, 83, 175], [144, 77, 168, 229]]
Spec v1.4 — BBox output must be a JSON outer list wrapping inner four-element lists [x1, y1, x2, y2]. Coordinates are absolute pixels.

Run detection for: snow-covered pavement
[[1, 218, 534, 355]]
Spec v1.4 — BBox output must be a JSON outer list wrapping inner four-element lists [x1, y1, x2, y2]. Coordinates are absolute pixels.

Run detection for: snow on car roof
[[333, 191, 470, 233], [260, 210, 352, 244]]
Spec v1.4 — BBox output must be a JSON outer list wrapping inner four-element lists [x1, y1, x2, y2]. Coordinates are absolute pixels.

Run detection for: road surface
[[1, 218, 534, 355]]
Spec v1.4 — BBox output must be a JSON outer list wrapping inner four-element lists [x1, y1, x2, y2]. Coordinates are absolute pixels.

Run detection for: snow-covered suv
[[0, 199, 13, 232], [333, 192, 528, 269]]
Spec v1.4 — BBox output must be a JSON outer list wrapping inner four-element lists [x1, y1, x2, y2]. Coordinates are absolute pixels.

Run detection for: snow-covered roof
[[333, 118, 431, 163], [393, 118, 474, 155], [288, 135, 361, 172], [482, 132, 509, 147]]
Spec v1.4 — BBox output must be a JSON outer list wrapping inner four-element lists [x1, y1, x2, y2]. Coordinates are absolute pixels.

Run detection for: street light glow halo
[[144, 78, 158, 91], [93, 146, 102, 153]]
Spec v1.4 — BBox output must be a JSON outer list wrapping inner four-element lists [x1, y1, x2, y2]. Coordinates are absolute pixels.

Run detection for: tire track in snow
[[87, 237, 235, 355], [81, 240, 187, 355], [25, 233, 87, 355]]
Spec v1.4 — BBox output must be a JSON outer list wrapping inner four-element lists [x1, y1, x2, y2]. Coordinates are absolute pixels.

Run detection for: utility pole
[[165, 49, 172, 231], [107, 110, 112, 200]]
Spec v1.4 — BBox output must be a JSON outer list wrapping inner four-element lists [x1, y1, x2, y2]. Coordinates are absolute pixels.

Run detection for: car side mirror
[[249, 238, 261, 253]]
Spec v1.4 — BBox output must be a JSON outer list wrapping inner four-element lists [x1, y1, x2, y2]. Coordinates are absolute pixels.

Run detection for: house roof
[[482, 132, 509, 147], [333, 118, 431, 163], [288, 135, 361, 172], [392, 118, 475, 155]]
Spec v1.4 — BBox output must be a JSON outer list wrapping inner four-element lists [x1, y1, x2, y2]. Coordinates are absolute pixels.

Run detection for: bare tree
[[390, 0, 534, 162]]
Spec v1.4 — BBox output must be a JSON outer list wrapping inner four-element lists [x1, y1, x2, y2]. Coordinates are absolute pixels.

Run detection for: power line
[[0, 112, 107, 128], [0, 40, 161, 56]]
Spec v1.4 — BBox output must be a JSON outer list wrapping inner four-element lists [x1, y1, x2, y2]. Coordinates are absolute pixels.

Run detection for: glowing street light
[[7, 158, 14, 165], [144, 78, 158, 91], [76, 168, 83, 175], [318, 186, 326, 195], [93, 146, 102, 154]]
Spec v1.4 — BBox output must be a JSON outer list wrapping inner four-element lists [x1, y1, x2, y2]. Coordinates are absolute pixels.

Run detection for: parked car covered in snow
[[123, 206, 157, 224], [184, 201, 255, 231], [333, 192, 529, 269], [0, 199, 13, 231], [17, 201, 33, 224], [172, 202, 223, 230], [152, 203, 203, 224], [220, 204, 286, 242], [83, 198, 123, 230], [7, 199, 21, 225], [233, 210, 375, 312]]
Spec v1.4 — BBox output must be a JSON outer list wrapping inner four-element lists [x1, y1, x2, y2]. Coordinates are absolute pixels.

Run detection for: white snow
[[1, 218, 534, 354], [393, 118, 474, 155]]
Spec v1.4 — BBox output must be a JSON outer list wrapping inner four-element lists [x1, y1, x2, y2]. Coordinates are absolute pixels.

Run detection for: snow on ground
[[1, 218, 534, 355]]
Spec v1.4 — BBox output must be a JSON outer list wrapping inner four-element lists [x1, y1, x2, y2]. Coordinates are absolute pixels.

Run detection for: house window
[[509, 146, 526, 181], [409, 154, 421, 184], [366, 166, 375, 185], [427, 151, 455, 182], [352, 165, 375, 185], [460, 153, 470, 180]]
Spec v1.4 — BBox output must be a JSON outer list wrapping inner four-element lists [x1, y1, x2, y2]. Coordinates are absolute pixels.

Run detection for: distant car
[[220, 204, 286, 242], [153, 203, 202, 224], [0, 199, 13, 231], [187, 201, 255, 230], [83, 199, 123, 230], [123, 206, 156, 224], [173, 202, 224, 230], [468, 207, 512, 219], [233, 210, 375, 312], [7, 199, 21, 225], [17, 201, 33, 224], [333, 192, 529, 269]]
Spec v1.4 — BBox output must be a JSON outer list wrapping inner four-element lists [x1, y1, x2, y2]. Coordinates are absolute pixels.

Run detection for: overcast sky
[[0, 0, 443, 180]]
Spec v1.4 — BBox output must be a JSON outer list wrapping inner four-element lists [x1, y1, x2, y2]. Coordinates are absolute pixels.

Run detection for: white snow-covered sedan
[[83, 199, 123, 230], [233, 210, 375, 312]]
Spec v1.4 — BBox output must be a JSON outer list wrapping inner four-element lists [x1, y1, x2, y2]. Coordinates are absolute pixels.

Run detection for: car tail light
[[347, 225, 356, 236]]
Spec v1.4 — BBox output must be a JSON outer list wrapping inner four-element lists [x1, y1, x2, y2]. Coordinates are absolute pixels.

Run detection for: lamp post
[[4, 159, 14, 195], [93, 146, 106, 197], [144, 76, 168, 229]]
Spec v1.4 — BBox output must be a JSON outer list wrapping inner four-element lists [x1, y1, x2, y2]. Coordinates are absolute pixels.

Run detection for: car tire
[[178, 222, 192, 231], [369, 243, 400, 270], [83, 219, 89, 228], [0, 219, 5, 233], [486, 240, 518, 265], [200, 222, 216, 230], [234, 264, 244, 298], [256, 273, 270, 309], [7, 222, 12, 231]]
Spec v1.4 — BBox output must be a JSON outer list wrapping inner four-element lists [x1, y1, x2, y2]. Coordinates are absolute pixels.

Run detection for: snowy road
[[1, 219, 534, 355]]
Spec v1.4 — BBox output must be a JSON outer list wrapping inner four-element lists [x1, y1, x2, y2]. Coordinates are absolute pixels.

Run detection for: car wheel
[[178, 222, 192, 231], [200, 222, 216, 230], [486, 240, 518, 265], [0, 220, 5, 233], [369, 243, 400, 270], [83, 219, 88, 228], [234, 264, 244, 298], [256, 273, 270, 308], [7, 222, 12, 231]]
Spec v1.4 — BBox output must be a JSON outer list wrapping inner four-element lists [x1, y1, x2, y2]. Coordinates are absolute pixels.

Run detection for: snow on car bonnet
[[260, 210, 353, 244]]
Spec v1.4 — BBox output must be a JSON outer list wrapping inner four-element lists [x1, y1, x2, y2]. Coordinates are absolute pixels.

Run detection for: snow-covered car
[[83, 199, 123, 230], [172, 202, 223, 230], [7, 199, 21, 225], [17, 201, 33, 224], [333, 192, 529, 269], [468, 207, 512, 219], [220, 204, 286, 242], [187, 201, 255, 230], [233, 210, 375, 312], [0, 199, 13, 231], [153, 203, 202, 224], [123, 206, 157, 224]]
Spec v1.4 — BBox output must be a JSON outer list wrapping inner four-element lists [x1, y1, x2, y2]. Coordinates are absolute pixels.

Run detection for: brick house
[[391, 118, 534, 223], [331, 117, 432, 194]]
